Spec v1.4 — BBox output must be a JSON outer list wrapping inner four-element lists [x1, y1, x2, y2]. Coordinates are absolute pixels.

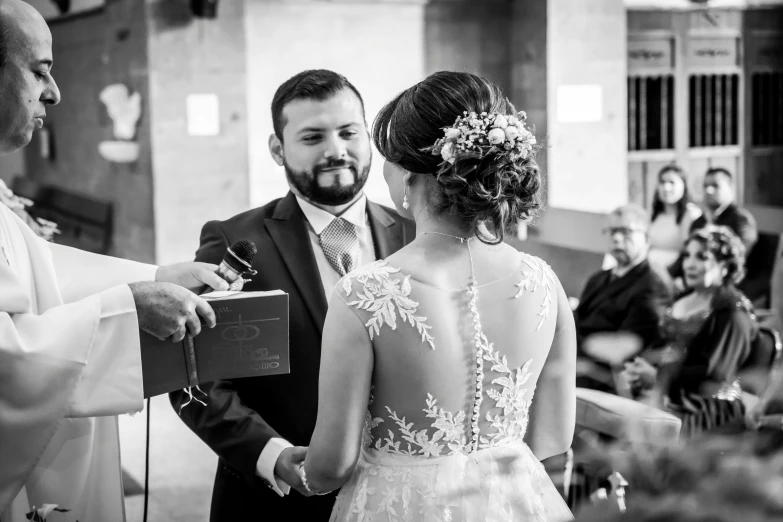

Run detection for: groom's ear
[[269, 134, 285, 166]]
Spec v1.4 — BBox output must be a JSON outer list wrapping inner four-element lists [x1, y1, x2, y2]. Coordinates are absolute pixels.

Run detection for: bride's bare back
[[347, 240, 572, 456], [308, 236, 575, 521]]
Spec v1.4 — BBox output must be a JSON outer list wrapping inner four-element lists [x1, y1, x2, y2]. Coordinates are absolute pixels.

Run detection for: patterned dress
[[658, 287, 757, 438], [327, 251, 574, 522]]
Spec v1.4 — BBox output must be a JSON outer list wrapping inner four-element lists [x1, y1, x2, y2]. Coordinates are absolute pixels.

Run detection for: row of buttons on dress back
[[467, 279, 484, 452]]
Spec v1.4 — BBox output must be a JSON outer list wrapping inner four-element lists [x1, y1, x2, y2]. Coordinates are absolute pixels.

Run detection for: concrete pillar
[[511, 0, 548, 194], [546, 0, 628, 215], [26, 0, 156, 262], [424, 0, 513, 93], [147, 0, 250, 264]]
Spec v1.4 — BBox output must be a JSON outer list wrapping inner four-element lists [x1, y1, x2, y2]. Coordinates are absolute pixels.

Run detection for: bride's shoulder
[[516, 251, 557, 280], [513, 251, 564, 305], [337, 260, 403, 297]]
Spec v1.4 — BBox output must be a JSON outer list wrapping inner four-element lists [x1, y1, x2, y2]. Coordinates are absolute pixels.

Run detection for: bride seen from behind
[[300, 71, 576, 521]]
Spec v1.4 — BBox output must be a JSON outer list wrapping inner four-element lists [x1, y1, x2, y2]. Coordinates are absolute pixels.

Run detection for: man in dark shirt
[[690, 167, 757, 251], [575, 204, 672, 391], [669, 168, 758, 288]]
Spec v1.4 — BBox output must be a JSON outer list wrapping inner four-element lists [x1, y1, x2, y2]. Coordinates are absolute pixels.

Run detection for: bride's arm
[[302, 293, 373, 493], [525, 277, 577, 461]]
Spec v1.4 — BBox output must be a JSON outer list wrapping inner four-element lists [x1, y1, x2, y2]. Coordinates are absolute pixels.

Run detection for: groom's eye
[[302, 135, 321, 143]]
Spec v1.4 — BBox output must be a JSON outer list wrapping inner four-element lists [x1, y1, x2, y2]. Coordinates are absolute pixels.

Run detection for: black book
[[140, 290, 289, 398]]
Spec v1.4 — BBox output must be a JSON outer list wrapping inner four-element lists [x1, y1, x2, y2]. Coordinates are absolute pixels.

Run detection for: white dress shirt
[[255, 194, 377, 495]]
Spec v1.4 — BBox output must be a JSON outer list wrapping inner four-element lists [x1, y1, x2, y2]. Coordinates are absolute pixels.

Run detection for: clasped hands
[[274, 446, 318, 497], [130, 262, 229, 342], [619, 356, 658, 392]]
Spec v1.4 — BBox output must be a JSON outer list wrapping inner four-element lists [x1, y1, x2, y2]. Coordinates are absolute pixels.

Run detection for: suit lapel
[[367, 201, 405, 259], [265, 192, 328, 332]]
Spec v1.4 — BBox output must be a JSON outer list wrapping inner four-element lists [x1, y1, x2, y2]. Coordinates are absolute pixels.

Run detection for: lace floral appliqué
[[514, 254, 555, 330], [373, 395, 467, 457], [338, 254, 559, 522], [481, 346, 534, 448], [343, 261, 435, 349], [351, 255, 551, 457]]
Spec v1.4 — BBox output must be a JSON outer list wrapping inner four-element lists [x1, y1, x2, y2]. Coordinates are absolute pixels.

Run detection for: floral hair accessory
[[426, 110, 537, 165]]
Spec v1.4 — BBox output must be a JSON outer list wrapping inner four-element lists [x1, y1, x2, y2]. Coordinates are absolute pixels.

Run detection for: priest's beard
[[285, 158, 371, 206]]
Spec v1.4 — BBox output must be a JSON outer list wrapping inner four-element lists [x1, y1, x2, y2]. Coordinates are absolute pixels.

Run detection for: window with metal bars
[[688, 74, 739, 147], [751, 72, 783, 147], [628, 75, 675, 151]]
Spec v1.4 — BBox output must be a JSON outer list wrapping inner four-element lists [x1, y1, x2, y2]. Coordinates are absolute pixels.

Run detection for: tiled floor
[[119, 396, 216, 522]]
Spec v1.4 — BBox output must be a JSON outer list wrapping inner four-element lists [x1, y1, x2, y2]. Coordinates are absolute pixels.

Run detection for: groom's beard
[[285, 157, 371, 206]]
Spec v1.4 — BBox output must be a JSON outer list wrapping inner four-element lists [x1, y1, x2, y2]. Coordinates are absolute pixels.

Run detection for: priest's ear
[[269, 134, 285, 166]]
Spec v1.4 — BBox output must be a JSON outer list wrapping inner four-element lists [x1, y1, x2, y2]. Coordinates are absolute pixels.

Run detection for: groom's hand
[[156, 262, 229, 294], [274, 446, 313, 497]]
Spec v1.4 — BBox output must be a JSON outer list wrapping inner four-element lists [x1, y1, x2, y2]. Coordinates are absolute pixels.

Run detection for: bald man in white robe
[[0, 1, 229, 520]]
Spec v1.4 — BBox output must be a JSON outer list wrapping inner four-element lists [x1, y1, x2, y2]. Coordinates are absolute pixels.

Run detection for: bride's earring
[[402, 184, 410, 210]]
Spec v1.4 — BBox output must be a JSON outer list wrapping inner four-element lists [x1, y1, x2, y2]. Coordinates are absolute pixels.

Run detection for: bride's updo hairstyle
[[372, 71, 542, 244]]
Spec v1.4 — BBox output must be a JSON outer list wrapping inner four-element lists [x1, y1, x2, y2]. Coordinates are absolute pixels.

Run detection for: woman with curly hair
[[622, 225, 758, 438], [297, 71, 576, 521]]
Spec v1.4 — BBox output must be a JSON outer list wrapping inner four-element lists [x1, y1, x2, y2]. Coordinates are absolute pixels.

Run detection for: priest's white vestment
[[0, 202, 157, 522]]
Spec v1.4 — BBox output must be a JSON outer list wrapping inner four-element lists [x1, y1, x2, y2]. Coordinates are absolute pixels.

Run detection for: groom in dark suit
[[171, 70, 414, 521]]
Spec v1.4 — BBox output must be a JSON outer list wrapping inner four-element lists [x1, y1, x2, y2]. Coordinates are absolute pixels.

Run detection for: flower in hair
[[426, 110, 536, 165]]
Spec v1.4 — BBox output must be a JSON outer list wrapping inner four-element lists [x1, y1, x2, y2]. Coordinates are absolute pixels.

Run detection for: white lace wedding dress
[[327, 243, 574, 522]]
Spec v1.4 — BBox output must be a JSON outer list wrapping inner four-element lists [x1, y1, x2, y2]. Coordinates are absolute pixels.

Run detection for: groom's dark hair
[[271, 69, 365, 141]]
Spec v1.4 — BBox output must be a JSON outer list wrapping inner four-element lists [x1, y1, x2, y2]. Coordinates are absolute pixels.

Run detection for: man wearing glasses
[[574, 204, 672, 392]]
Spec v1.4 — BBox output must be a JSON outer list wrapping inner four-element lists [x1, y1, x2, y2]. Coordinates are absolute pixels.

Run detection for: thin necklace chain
[[420, 231, 477, 283], [421, 230, 474, 243]]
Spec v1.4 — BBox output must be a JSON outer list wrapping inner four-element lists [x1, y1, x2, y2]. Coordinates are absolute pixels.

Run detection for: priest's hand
[[156, 262, 229, 294], [129, 281, 217, 342]]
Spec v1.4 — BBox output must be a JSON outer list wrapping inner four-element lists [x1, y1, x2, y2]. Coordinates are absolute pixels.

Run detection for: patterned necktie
[[319, 217, 360, 276]]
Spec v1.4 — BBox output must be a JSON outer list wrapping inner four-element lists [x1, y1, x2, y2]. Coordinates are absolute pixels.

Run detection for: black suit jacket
[[170, 192, 414, 522], [689, 203, 758, 252], [575, 260, 671, 355]]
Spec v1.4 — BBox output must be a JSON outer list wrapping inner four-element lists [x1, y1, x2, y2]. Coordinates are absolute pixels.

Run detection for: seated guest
[[669, 167, 758, 288], [692, 168, 757, 251], [575, 204, 671, 390], [622, 226, 758, 438], [648, 165, 701, 285]]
